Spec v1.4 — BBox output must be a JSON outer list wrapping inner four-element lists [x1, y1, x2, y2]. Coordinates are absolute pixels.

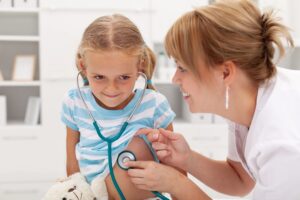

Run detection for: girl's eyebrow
[[120, 73, 134, 76], [90, 72, 104, 75], [90, 72, 134, 76]]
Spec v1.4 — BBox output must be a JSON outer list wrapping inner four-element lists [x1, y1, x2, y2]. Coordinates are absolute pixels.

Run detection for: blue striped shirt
[[61, 87, 175, 183]]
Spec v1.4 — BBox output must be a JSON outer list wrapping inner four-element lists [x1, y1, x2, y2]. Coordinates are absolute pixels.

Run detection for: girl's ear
[[138, 66, 147, 80], [138, 58, 145, 72], [221, 60, 236, 85], [78, 58, 87, 76]]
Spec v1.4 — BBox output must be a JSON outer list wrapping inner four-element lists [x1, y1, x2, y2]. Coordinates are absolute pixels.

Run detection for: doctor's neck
[[222, 78, 259, 128]]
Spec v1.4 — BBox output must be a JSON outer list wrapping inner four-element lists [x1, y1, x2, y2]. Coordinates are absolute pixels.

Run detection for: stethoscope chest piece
[[117, 150, 136, 170]]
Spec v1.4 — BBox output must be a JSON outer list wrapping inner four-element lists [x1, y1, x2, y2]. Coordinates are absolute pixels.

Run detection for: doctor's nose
[[172, 69, 181, 85]]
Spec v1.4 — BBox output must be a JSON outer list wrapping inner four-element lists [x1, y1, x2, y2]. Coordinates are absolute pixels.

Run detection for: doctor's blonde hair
[[165, 0, 294, 84], [76, 14, 156, 89]]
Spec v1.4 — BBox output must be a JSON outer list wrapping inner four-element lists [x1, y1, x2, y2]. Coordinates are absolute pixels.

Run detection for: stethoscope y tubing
[[77, 71, 169, 200]]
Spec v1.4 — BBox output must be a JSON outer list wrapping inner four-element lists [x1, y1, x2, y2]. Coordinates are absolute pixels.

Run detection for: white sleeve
[[227, 121, 240, 161], [252, 141, 300, 200]]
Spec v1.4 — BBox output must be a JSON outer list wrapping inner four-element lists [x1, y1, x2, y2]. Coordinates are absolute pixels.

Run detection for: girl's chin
[[97, 98, 123, 109]]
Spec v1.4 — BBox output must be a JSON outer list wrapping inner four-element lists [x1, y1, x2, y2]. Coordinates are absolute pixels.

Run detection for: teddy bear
[[42, 172, 108, 200]]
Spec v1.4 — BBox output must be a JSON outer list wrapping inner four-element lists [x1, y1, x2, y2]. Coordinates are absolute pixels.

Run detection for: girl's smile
[[83, 50, 140, 110]]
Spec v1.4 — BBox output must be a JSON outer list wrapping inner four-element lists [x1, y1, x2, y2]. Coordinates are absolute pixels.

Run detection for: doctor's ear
[[221, 61, 236, 84]]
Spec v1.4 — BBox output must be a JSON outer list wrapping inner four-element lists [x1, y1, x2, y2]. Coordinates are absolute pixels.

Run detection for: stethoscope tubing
[[77, 71, 169, 200]]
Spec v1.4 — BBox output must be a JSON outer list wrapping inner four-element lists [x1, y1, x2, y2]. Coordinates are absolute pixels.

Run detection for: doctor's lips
[[180, 89, 190, 99]]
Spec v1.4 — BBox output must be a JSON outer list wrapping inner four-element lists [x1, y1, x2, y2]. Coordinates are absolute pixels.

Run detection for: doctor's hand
[[125, 160, 185, 194], [136, 128, 192, 171]]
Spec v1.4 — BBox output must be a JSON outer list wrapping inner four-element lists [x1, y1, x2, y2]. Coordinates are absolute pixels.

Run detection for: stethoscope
[[76, 71, 169, 200]]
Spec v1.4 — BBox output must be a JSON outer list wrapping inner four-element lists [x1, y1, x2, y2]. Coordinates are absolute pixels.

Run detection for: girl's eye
[[119, 75, 130, 80], [94, 75, 104, 80]]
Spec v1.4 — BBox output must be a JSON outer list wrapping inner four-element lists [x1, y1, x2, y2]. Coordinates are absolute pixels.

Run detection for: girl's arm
[[66, 127, 80, 176]]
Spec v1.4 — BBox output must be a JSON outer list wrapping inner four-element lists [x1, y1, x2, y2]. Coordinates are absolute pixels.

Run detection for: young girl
[[126, 0, 300, 199], [61, 14, 175, 200]]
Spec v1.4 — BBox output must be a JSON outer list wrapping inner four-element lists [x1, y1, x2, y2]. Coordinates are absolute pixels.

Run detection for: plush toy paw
[[91, 176, 108, 200], [43, 173, 97, 200]]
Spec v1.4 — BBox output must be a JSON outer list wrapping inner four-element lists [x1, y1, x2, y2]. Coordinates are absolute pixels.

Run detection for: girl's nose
[[106, 80, 118, 90]]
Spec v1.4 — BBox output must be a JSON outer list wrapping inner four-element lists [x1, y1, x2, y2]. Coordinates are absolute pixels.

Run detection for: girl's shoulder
[[63, 87, 91, 102], [143, 89, 167, 99]]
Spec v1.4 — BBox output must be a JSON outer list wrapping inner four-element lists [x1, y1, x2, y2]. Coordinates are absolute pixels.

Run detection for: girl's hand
[[136, 128, 192, 171], [126, 161, 184, 194]]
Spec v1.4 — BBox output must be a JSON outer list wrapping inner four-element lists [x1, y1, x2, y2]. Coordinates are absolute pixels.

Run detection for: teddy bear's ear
[[56, 176, 70, 183]]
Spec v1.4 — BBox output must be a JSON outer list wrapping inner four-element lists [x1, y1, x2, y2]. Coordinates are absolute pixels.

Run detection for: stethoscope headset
[[76, 71, 169, 200]]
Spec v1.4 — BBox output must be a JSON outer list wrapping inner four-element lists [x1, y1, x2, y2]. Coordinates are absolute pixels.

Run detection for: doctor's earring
[[225, 86, 230, 110]]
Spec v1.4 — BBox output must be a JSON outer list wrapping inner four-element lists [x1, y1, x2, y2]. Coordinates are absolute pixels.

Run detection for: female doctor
[[125, 0, 300, 199]]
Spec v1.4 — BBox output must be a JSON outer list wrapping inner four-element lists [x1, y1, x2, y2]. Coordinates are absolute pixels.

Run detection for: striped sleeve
[[153, 92, 176, 129], [61, 90, 79, 131]]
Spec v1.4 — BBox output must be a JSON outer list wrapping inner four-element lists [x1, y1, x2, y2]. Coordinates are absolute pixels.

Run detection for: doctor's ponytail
[[260, 10, 293, 79]]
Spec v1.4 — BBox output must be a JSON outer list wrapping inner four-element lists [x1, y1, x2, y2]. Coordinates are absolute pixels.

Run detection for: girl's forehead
[[85, 50, 139, 73], [87, 50, 138, 62], [86, 50, 138, 59]]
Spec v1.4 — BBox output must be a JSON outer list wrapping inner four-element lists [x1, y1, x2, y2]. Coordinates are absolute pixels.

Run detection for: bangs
[[164, 11, 204, 73]]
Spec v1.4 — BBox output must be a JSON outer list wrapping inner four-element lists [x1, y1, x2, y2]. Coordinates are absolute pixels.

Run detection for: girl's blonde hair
[[165, 0, 294, 84], [76, 14, 156, 89]]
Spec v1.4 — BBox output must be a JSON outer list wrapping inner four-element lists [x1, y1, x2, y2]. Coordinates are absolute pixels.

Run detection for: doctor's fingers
[[129, 177, 150, 185], [125, 160, 156, 170], [156, 150, 171, 160], [159, 128, 181, 141], [136, 128, 160, 142], [129, 177, 148, 188], [152, 142, 169, 151], [127, 168, 147, 178], [127, 166, 161, 187]]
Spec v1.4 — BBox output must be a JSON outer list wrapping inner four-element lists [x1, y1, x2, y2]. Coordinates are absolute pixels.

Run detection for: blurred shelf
[[40, 6, 152, 13], [0, 8, 39, 13], [0, 123, 42, 131], [0, 81, 41, 87], [0, 35, 39, 42]]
